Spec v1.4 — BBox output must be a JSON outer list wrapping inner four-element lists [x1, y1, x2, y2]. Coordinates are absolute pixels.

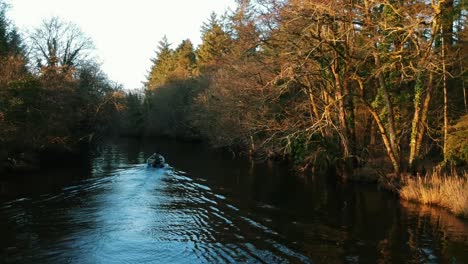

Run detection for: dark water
[[1, 139, 467, 263]]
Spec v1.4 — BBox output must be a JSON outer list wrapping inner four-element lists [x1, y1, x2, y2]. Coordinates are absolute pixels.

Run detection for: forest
[[136, 1, 467, 175], [1, 0, 467, 216]]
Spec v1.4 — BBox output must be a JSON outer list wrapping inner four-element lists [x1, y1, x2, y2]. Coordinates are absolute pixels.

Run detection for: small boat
[[147, 153, 165, 168]]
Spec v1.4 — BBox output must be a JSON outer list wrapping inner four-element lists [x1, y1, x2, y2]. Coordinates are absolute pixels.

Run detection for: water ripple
[[3, 142, 464, 263]]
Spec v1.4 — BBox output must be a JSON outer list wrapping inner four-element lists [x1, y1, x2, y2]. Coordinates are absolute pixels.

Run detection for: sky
[[8, 0, 237, 90]]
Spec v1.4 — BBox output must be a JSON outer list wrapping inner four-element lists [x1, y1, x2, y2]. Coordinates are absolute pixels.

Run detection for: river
[[1, 138, 467, 263]]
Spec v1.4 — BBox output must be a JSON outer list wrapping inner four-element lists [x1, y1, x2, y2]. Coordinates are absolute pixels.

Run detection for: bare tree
[[29, 17, 94, 71]]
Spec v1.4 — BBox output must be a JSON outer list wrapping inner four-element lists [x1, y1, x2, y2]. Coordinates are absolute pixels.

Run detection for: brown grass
[[400, 169, 468, 218]]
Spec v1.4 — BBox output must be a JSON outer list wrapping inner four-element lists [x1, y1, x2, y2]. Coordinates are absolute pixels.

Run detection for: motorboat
[[147, 153, 165, 168]]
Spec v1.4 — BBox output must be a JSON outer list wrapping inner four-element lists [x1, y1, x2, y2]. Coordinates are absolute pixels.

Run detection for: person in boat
[[147, 152, 165, 168]]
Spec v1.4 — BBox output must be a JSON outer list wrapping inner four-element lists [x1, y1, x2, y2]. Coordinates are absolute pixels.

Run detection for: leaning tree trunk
[[364, 102, 401, 175]]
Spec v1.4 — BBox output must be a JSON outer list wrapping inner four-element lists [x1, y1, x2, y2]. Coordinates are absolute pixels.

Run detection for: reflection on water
[[0, 138, 467, 263], [398, 201, 468, 263]]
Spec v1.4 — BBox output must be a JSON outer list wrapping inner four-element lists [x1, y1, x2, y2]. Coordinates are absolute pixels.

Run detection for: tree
[[0, 9, 125, 172], [0, 2, 25, 57], [196, 12, 232, 69], [0, 1, 27, 86], [145, 35, 175, 90], [143, 37, 202, 138], [117, 90, 145, 136], [191, 2, 277, 155], [170, 39, 196, 80], [0, 0, 29, 167], [139, 0, 467, 179], [29, 17, 94, 71]]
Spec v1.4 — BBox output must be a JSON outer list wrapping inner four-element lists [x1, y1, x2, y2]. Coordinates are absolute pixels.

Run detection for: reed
[[400, 169, 468, 218]]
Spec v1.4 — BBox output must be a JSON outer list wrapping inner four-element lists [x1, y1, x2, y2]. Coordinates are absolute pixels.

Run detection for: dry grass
[[400, 169, 468, 218]]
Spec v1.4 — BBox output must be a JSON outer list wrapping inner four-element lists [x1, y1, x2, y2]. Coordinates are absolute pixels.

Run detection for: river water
[[0, 139, 467, 263]]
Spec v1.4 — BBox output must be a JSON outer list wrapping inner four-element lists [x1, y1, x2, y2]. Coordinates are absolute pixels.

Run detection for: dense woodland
[[131, 0, 468, 181], [1, 0, 467, 184]]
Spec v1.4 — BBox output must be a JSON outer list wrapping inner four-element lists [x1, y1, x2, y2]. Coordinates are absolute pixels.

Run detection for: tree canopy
[[139, 0, 468, 179]]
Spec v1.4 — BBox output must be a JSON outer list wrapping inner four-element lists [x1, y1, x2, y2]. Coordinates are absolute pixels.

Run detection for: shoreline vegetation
[[1, 1, 467, 219], [400, 169, 468, 218], [0, 3, 124, 176]]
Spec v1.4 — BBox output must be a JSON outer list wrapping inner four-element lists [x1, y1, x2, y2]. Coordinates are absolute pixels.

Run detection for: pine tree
[[0, 2, 25, 56], [228, 0, 260, 58], [146, 35, 176, 90], [171, 39, 196, 80], [196, 12, 232, 69], [0, 2, 9, 56]]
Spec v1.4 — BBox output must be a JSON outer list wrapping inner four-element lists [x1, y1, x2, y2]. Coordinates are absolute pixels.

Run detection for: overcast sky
[[8, 0, 237, 89]]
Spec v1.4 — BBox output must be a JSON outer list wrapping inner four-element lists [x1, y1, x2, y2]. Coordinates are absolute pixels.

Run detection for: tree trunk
[[331, 58, 350, 158], [364, 103, 401, 175], [363, 0, 400, 176], [374, 52, 399, 159], [415, 73, 434, 165], [409, 73, 434, 170], [370, 118, 376, 146], [442, 0, 454, 46], [343, 77, 356, 157], [409, 75, 424, 169], [442, 27, 449, 161]]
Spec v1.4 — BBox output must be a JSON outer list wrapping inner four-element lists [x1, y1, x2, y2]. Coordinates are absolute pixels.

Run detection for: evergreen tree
[[196, 13, 232, 69], [0, 1, 25, 56], [230, 0, 257, 43], [0, 1, 9, 55], [145, 35, 175, 90], [171, 39, 196, 80]]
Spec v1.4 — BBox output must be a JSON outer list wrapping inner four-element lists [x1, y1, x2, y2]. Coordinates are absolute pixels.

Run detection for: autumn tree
[[141, 0, 467, 179], [191, 1, 289, 157]]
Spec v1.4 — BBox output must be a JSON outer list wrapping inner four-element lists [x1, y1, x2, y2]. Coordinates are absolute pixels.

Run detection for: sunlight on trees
[[3, 0, 466, 181], [140, 0, 467, 180]]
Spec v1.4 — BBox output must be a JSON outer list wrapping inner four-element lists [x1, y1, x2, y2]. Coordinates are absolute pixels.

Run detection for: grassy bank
[[399, 169, 468, 218]]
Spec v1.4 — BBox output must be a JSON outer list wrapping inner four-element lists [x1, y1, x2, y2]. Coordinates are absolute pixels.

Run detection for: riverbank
[[399, 169, 468, 218], [0, 151, 40, 175], [342, 154, 468, 219], [0, 146, 92, 178], [351, 165, 468, 219]]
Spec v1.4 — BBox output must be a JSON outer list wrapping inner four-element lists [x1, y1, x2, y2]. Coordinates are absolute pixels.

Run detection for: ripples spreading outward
[[0, 140, 467, 263], [0, 164, 310, 263]]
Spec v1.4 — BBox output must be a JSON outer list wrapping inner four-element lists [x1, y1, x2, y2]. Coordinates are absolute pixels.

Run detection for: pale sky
[[8, 0, 237, 89]]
